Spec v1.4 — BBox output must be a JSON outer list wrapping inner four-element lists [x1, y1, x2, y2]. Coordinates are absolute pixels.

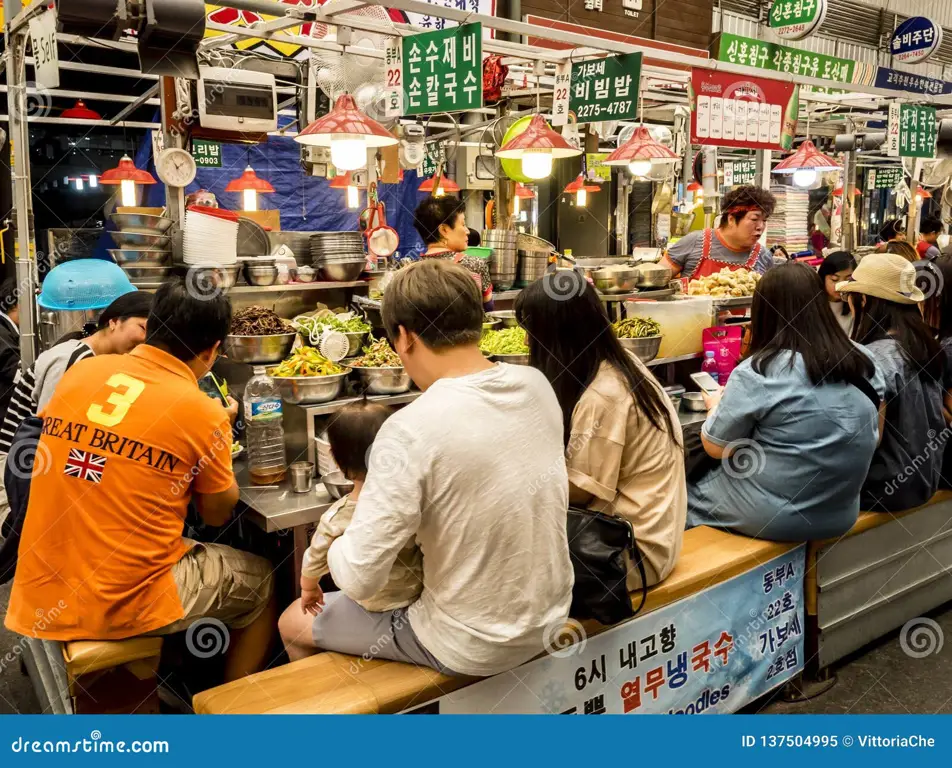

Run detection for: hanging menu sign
[[887, 103, 937, 159], [718, 34, 854, 87], [690, 68, 797, 151], [890, 17, 943, 65], [569, 53, 642, 125], [420, 141, 446, 177], [868, 167, 903, 190], [402, 23, 483, 116], [724, 159, 757, 187], [768, 0, 828, 41]]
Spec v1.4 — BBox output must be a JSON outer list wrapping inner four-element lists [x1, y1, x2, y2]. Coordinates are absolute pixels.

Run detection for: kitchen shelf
[[646, 352, 703, 368], [228, 281, 369, 294], [302, 391, 422, 416]]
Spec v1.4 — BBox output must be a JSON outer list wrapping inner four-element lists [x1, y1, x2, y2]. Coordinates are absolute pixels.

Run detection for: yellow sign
[[204, 2, 316, 59], [586, 153, 611, 181]]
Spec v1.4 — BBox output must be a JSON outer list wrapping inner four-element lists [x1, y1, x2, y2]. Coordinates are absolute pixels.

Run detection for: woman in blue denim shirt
[[687, 262, 885, 541]]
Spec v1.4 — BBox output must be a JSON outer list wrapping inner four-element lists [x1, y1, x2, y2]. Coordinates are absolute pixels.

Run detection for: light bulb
[[74, 178, 83, 191], [916, 194, 923, 204], [792, 168, 817, 188], [513, 195, 521, 214], [628, 160, 652, 176], [577, 189, 587, 207], [330, 137, 367, 171], [88, 175, 98, 188], [522, 151, 553, 180], [347, 186, 360, 209], [120, 179, 136, 207], [243, 189, 258, 211], [434, 185, 446, 198]]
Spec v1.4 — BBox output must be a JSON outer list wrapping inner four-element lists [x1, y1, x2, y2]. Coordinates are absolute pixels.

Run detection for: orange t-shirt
[[5, 345, 235, 641]]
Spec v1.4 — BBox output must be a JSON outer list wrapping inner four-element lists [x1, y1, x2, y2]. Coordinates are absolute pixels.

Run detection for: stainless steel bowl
[[487, 310, 519, 328], [189, 264, 240, 290], [617, 335, 663, 362], [635, 264, 673, 288], [318, 261, 366, 282], [681, 392, 709, 412], [244, 265, 279, 287], [223, 332, 296, 364], [322, 470, 355, 500], [351, 366, 412, 395], [343, 331, 369, 358], [575, 258, 631, 282], [109, 249, 170, 267], [491, 353, 530, 366], [482, 319, 502, 335], [295, 266, 317, 283], [267, 369, 351, 404], [594, 267, 640, 295], [123, 265, 172, 283], [110, 231, 171, 250], [109, 213, 174, 235]]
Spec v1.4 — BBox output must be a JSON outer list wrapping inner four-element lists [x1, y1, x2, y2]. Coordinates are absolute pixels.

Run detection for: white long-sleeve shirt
[[327, 363, 574, 677]]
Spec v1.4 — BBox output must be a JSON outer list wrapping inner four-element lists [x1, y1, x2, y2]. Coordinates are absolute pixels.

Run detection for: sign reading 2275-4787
[[402, 23, 483, 115], [568, 53, 642, 125]]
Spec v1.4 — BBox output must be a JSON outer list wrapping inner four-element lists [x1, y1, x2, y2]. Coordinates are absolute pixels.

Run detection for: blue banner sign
[[874, 66, 952, 96], [409, 545, 806, 714], [890, 17, 943, 65]]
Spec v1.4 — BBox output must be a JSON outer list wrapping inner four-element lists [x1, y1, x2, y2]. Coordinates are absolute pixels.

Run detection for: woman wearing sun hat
[[839, 252, 949, 512]]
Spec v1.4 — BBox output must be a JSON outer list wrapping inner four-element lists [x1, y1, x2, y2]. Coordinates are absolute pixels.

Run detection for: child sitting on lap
[[300, 400, 422, 615]]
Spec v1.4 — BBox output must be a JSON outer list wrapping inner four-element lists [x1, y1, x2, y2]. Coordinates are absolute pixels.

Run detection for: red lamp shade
[[225, 167, 275, 193], [687, 181, 704, 193], [833, 185, 860, 196], [295, 94, 398, 148], [772, 140, 840, 174], [563, 174, 600, 194], [329, 172, 355, 189], [99, 156, 156, 185], [418, 176, 461, 194], [61, 100, 102, 121], [603, 125, 678, 166], [916, 186, 932, 199], [495, 114, 581, 159], [514, 183, 536, 199]]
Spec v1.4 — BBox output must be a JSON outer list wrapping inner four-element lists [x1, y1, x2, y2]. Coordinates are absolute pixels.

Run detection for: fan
[[476, 114, 519, 180], [920, 158, 952, 188], [616, 123, 674, 148]]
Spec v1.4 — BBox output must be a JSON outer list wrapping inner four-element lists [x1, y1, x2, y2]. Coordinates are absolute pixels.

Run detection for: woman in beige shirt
[[515, 273, 687, 590]]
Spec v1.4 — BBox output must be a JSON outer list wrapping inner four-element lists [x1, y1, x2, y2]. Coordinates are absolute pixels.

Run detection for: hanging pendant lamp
[[99, 155, 157, 207], [295, 94, 398, 172], [225, 166, 275, 212], [603, 125, 678, 176], [495, 114, 581, 181]]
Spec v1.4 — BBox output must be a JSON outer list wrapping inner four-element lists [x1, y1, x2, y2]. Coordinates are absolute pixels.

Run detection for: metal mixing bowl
[[487, 310, 519, 328], [322, 471, 355, 500], [122, 265, 172, 283], [267, 369, 350, 404], [681, 392, 709, 412], [244, 264, 278, 286], [617, 335, 663, 362], [295, 266, 317, 283], [223, 332, 296, 364], [318, 261, 366, 282], [109, 213, 174, 235], [190, 264, 240, 290], [594, 267, 640, 295], [110, 231, 170, 249], [491, 353, 530, 365], [109, 249, 170, 267], [635, 264, 673, 288], [482, 319, 502, 335], [351, 366, 412, 395]]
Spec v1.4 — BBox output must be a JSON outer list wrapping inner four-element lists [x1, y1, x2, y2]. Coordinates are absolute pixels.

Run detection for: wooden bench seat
[[61, 637, 164, 714], [194, 527, 796, 715]]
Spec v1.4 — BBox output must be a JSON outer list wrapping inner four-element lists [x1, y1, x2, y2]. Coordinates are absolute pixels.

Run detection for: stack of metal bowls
[[108, 213, 173, 286], [482, 229, 518, 291], [516, 233, 555, 286], [310, 232, 367, 282]]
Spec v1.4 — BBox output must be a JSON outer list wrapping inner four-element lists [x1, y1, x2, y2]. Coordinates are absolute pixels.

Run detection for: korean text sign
[[718, 33, 854, 87], [402, 23, 483, 115], [412, 546, 806, 714], [191, 139, 222, 168], [724, 159, 757, 187], [568, 54, 642, 125], [890, 17, 942, 65], [887, 103, 937, 159], [868, 167, 903, 190], [768, 0, 827, 41], [691, 68, 796, 151]]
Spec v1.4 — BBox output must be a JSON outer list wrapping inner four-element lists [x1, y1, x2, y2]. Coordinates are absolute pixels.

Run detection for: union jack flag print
[[64, 449, 107, 484]]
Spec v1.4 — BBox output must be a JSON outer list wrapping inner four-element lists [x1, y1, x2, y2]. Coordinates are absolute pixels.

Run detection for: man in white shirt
[[278, 260, 573, 677]]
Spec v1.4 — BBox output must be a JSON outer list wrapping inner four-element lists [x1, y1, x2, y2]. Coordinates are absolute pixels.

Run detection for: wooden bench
[[805, 491, 952, 671], [193, 526, 796, 714]]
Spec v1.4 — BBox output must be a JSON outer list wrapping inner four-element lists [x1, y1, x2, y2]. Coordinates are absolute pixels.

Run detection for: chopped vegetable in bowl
[[271, 347, 345, 377], [480, 327, 530, 355], [295, 313, 371, 338], [612, 317, 661, 339], [351, 338, 403, 368]]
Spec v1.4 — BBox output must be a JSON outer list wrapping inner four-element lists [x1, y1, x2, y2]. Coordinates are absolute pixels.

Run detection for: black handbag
[[566, 506, 648, 626]]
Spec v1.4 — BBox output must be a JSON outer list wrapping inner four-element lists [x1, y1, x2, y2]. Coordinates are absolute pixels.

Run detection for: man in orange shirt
[[5, 278, 275, 681]]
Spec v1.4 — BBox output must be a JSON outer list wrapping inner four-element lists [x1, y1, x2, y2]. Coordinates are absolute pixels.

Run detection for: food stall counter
[[236, 460, 335, 533]]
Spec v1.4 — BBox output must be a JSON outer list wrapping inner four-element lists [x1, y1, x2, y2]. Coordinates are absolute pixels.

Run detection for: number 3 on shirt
[[86, 374, 146, 428]]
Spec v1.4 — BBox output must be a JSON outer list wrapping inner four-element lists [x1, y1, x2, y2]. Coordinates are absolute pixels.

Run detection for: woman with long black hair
[[515, 272, 685, 590], [841, 252, 949, 511], [818, 250, 855, 336], [688, 262, 884, 540]]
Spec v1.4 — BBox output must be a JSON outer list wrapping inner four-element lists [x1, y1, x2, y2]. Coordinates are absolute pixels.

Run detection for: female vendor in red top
[[662, 185, 777, 281], [413, 196, 494, 311]]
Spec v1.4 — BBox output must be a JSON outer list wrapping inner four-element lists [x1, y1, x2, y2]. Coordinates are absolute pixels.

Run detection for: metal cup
[[289, 462, 315, 494]]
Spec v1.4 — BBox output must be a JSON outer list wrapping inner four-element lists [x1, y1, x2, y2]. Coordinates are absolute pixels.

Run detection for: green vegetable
[[480, 327, 529, 355], [271, 347, 345, 377], [352, 338, 403, 368], [295, 313, 371, 340], [613, 317, 661, 339]]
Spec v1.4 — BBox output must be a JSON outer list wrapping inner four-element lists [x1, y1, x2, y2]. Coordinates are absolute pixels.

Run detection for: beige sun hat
[[835, 252, 924, 305]]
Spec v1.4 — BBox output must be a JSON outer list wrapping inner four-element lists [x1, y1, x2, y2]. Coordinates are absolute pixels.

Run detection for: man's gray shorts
[[312, 591, 460, 676]]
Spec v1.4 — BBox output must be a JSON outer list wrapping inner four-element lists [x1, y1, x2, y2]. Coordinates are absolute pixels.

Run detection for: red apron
[[692, 228, 763, 279]]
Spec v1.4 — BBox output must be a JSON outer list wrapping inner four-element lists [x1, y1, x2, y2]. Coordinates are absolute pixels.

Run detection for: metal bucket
[[517, 248, 552, 286]]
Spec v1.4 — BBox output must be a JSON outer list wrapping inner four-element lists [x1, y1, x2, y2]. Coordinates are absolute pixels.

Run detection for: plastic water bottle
[[701, 350, 720, 385], [244, 366, 287, 485]]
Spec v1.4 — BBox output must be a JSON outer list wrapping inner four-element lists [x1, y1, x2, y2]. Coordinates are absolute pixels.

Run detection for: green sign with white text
[[887, 103, 937, 159], [869, 167, 903, 190], [191, 139, 222, 168], [718, 33, 853, 87], [402, 23, 482, 116], [768, 0, 827, 41], [569, 53, 642, 124]]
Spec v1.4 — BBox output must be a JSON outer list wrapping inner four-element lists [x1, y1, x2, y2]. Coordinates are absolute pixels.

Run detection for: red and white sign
[[690, 68, 796, 151]]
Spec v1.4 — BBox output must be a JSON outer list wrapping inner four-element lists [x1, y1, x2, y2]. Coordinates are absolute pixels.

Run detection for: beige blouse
[[567, 359, 687, 590]]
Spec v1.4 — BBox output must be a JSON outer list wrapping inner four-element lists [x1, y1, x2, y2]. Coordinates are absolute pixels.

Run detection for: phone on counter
[[690, 372, 721, 395]]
